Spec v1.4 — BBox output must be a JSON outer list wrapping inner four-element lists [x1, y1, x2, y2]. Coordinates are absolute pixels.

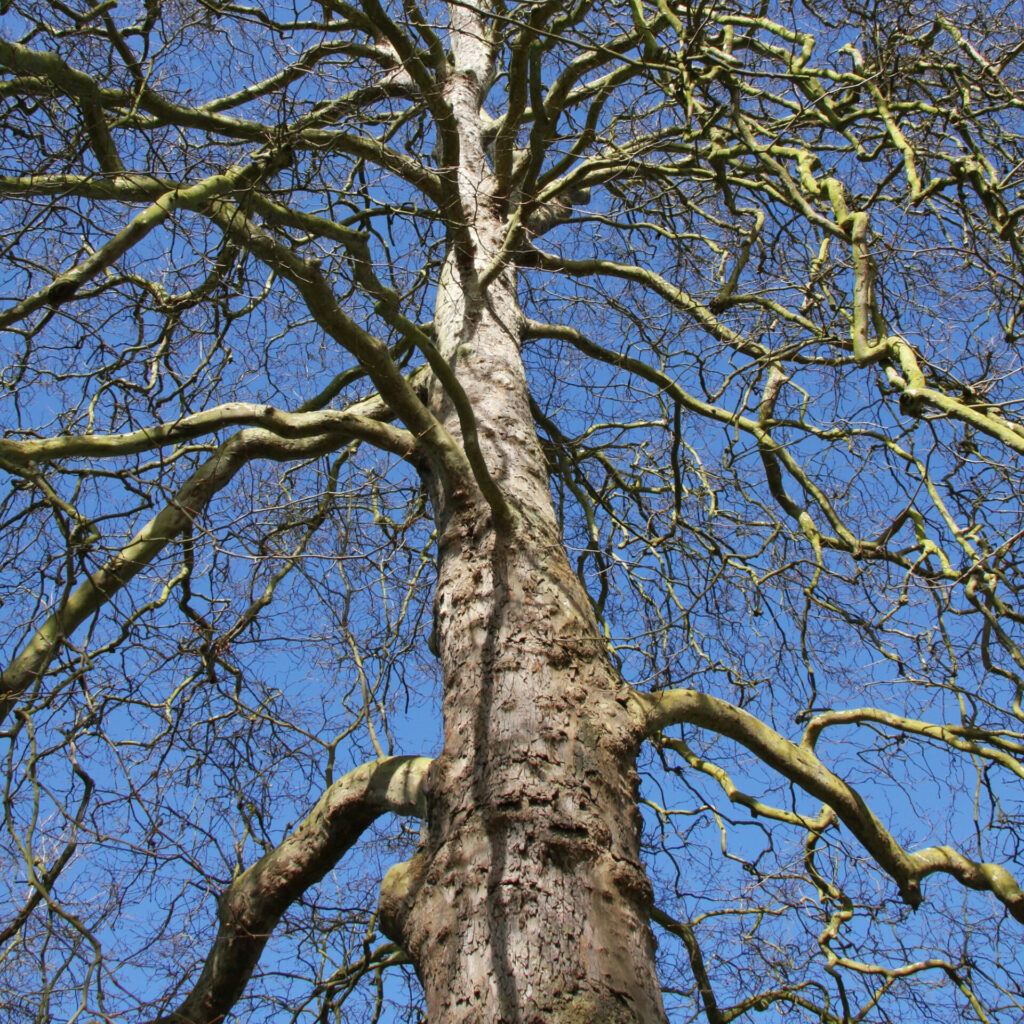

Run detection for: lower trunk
[[379, 510, 666, 1023]]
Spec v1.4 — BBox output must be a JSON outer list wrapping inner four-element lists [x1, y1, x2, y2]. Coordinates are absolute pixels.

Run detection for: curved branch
[[0, 400, 412, 467], [196, 197, 470, 489], [528, 250, 767, 359], [0, 39, 442, 201], [0, 428, 387, 725], [0, 37, 123, 173], [801, 707, 1024, 778], [636, 688, 1024, 924], [0, 166, 254, 331], [148, 755, 431, 1024]]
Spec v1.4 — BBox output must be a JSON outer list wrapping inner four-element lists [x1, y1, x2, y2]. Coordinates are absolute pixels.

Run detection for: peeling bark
[[374, 15, 668, 1020], [380, 511, 666, 1023]]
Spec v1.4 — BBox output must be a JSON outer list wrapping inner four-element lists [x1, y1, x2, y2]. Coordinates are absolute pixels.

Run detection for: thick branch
[[0, 400, 412, 467], [0, 39, 442, 200], [650, 906, 725, 1024], [0, 37, 123, 173], [637, 688, 1024, 923], [0, 428, 378, 725], [196, 197, 472, 493], [0, 167, 254, 331], [148, 756, 431, 1024]]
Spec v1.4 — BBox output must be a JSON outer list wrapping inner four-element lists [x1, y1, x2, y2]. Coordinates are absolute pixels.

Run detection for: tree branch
[[148, 756, 431, 1024], [0, 400, 412, 467], [636, 687, 1024, 923], [650, 906, 725, 1024], [0, 427, 394, 725], [0, 166, 254, 331]]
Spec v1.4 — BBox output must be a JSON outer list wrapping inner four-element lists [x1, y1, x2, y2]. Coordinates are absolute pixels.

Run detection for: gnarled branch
[[148, 755, 431, 1024], [637, 687, 1024, 924]]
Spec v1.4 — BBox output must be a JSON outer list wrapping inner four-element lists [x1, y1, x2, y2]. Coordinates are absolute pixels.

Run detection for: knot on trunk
[[378, 850, 428, 948]]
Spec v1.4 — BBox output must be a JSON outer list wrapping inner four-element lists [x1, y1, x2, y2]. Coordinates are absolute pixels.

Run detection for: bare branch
[[0, 427, 398, 725], [148, 756, 431, 1024], [638, 688, 1024, 924]]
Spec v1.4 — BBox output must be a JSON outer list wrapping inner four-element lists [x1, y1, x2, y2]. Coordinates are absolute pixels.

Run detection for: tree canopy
[[2, 0, 1024, 1021]]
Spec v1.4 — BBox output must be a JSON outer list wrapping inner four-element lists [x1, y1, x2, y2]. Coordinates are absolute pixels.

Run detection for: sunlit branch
[[0, 428, 382, 725], [801, 707, 1024, 778], [803, 828, 959, 982], [194, 197, 474, 491], [0, 401, 412, 467], [0, 37, 124, 174], [0, 39, 443, 200], [0, 164, 264, 331], [638, 687, 1024, 923], [147, 756, 431, 1024], [659, 734, 839, 829], [528, 249, 766, 358]]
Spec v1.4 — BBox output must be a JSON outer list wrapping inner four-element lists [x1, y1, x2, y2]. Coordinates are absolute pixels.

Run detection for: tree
[[1, 0, 1024, 1020]]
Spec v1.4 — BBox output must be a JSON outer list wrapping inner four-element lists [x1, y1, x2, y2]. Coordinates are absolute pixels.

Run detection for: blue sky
[[1, 0, 1023, 1021]]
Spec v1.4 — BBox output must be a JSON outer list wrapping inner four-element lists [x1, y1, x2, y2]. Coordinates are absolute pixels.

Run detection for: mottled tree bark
[[377, 11, 667, 1021]]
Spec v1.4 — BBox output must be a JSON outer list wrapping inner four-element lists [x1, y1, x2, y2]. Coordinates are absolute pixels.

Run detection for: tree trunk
[[378, 12, 667, 1021]]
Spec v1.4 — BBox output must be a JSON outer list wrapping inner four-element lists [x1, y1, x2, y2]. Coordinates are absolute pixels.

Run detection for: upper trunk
[[378, 12, 668, 1022]]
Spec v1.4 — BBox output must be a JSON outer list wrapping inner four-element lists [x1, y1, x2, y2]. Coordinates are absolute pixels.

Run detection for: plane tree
[[1, 0, 1024, 1021]]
